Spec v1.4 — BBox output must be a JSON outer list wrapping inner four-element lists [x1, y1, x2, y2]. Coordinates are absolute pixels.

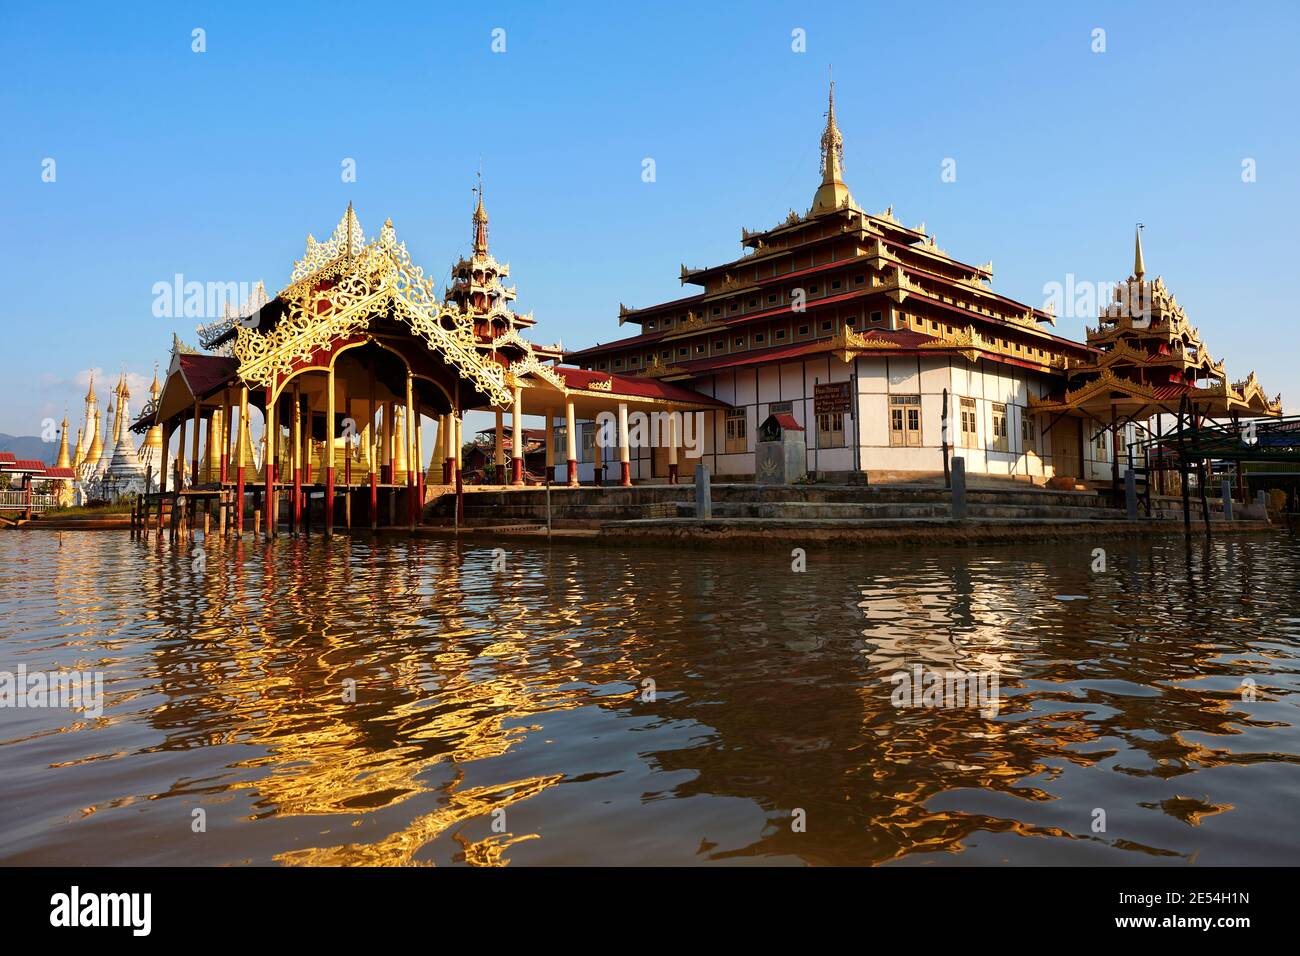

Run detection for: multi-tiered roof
[[568, 80, 1095, 381], [1030, 229, 1282, 421]]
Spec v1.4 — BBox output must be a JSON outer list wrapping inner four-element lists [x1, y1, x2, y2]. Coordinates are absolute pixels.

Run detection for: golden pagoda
[[54, 414, 72, 469], [1030, 227, 1282, 424]]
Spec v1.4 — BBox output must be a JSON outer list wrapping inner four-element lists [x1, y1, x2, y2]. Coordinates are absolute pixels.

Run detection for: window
[[646, 320, 656, 330], [775, 329, 787, 341], [959, 397, 978, 448], [714, 339, 726, 351], [1093, 430, 1108, 461], [580, 422, 597, 462], [820, 320, 833, 332], [808, 284, 819, 294], [711, 306, 721, 316], [730, 301, 739, 311], [677, 347, 689, 358], [767, 293, 777, 304], [613, 358, 623, 368], [831, 279, 842, 290], [725, 409, 747, 454], [890, 395, 922, 447], [747, 298, 758, 308], [855, 274, 865, 285], [870, 310, 883, 324], [990, 403, 1008, 452], [817, 411, 845, 448], [1021, 411, 1037, 452], [797, 324, 809, 336], [754, 332, 766, 344], [660, 349, 670, 359], [734, 336, 746, 348], [695, 343, 706, 354]]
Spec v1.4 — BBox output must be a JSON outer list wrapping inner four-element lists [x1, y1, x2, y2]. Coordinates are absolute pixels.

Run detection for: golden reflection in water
[[1, 530, 1298, 866]]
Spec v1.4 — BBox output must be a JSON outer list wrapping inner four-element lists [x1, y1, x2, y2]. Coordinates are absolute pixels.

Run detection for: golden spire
[[149, 364, 161, 401], [472, 172, 489, 255], [1134, 223, 1146, 280], [72, 427, 83, 470], [85, 405, 104, 468], [55, 414, 72, 469], [345, 200, 358, 257], [84, 371, 96, 404], [812, 68, 856, 215]]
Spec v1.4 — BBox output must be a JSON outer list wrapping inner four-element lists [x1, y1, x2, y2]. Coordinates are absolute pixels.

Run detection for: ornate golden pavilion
[[135, 194, 722, 536]]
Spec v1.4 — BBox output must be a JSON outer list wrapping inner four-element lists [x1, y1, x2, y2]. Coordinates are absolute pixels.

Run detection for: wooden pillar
[[236, 386, 247, 536], [511, 385, 525, 485], [544, 406, 555, 482], [565, 398, 579, 487], [495, 408, 506, 473], [325, 364, 336, 536]]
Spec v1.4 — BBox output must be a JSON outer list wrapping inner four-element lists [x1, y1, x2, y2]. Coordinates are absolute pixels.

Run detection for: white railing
[[0, 491, 57, 512]]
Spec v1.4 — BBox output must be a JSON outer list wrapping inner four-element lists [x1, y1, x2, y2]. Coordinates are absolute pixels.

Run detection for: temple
[[134, 197, 722, 537], [124, 80, 1280, 537], [566, 81, 1281, 486]]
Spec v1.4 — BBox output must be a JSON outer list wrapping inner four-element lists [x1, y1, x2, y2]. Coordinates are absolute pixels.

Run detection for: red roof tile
[[554, 366, 727, 406], [179, 354, 240, 399]]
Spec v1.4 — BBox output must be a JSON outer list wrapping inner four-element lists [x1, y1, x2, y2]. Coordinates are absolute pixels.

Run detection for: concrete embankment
[[421, 482, 1279, 548]]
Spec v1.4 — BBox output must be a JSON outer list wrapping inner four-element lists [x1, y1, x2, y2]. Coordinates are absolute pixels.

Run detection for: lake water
[[2, 528, 1298, 866]]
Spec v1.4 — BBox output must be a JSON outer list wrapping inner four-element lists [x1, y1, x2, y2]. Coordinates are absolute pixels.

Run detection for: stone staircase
[[426, 481, 1134, 527]]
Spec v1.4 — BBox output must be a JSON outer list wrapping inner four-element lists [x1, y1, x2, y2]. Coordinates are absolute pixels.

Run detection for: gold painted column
[[325, 364, 336, 536], [189, 400, 201, 490], [405, 371, 416, 529], [565, 398, 578, 487], [511, 385, 524, 485], [368, 366, 378, 530], [265, 386, 276, 538], [291, 382, 302, 533], [618, 403, 631, 487], [668, 413, 679, 484], [494, 408, 505, 478], [236, 386, 248, 535]]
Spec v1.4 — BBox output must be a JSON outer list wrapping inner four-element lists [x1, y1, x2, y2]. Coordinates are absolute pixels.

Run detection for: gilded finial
[[811, 68, 856, 215], [1134, 223, 1146, 280], [472, 171, 490, 255]]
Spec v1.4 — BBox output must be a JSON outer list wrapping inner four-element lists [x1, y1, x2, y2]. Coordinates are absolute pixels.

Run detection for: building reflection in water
[[1, 531, 1295, 866]]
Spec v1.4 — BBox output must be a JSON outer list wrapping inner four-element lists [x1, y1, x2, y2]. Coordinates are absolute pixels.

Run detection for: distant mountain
[[0, 434, 57, 464]]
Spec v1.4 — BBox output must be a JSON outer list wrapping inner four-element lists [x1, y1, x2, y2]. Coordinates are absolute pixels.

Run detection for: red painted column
[[567, 459, 579, 487], [511, 457, 524, 485], [620, 461, 632, 487], [668, 463, 679, 484], [369, 471, 378, 529]]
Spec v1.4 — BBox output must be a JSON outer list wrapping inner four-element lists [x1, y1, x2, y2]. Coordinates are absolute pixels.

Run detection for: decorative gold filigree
[[234, 208, 510, 406]]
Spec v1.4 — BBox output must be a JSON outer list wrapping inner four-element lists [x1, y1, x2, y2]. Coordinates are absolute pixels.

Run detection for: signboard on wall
[[814, 381, 852, 415]]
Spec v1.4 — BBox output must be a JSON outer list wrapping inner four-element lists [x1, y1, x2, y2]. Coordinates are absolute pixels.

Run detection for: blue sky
[[2, 0, 1297, 439]]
